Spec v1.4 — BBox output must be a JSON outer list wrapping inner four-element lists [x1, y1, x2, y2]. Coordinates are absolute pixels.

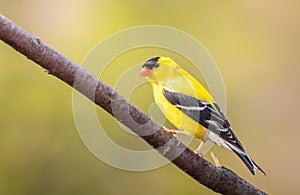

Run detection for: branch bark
[[0, 14, 267, 195]]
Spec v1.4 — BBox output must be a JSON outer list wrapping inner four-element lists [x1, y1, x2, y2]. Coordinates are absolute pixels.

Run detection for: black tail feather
[[253, 160, 266, 176], [228, 145, 266, 176]]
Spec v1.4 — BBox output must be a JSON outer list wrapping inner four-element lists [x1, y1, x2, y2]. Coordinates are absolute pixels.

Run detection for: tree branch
[[0, 13, 266, 195]]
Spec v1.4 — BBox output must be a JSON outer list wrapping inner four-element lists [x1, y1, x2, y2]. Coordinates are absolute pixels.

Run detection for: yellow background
[[1, 1, 299, 194]]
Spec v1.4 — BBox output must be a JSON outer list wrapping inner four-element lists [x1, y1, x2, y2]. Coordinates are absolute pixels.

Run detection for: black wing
[[163, 88, 244, 150]]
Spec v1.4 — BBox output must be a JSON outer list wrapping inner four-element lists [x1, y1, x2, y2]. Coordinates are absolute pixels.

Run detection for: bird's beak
[[139, 67, 151, 76]]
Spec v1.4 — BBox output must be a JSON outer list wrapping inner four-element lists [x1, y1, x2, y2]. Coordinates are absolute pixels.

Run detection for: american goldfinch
[[139, 56, 266, 175]]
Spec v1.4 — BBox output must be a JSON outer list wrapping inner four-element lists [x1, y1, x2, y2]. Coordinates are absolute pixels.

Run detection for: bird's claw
[[194, 148, 203, 157], [172, 134, 181, 146], [210, 152, 222, 167], [162, 126, 181, 146]]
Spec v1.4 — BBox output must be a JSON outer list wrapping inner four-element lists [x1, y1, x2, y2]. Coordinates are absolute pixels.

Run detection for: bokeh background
[[1, 1, 299, 194]]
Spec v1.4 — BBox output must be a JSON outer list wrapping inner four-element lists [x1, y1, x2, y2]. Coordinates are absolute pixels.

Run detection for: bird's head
[[139, 56, 180, 82]]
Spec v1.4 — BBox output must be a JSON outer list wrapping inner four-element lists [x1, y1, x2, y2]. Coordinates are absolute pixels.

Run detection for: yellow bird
[[139, 56, 266, 175]]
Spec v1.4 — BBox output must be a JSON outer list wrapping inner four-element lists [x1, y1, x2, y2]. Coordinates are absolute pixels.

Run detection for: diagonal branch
[[0, 14, 266, 195]]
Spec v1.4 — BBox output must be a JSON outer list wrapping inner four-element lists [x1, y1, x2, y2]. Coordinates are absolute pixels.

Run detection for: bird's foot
[[162, 127, 182, 146], [210, 152, 222, 167], [194, 148, 203, 157], [194, 140, 205, 157]]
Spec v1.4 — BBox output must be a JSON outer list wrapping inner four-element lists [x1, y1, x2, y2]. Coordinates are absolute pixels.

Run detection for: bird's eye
[[153, 63, 159, 68]]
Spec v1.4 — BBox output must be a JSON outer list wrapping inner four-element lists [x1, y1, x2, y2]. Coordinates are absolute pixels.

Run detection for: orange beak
[[139, 67, 152, 76]]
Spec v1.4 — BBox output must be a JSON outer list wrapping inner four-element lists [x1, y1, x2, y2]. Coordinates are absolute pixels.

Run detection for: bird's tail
[[229, 145, 266, 176]]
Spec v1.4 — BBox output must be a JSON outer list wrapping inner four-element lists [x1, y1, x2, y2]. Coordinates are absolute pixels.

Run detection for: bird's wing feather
[[163, 87, 244, 151]]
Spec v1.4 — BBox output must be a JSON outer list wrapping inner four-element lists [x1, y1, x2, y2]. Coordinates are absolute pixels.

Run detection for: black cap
[[142, 57, 160, 69]]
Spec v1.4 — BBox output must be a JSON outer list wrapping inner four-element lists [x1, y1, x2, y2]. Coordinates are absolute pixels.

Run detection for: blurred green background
[[1, 1, 299, 194]]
